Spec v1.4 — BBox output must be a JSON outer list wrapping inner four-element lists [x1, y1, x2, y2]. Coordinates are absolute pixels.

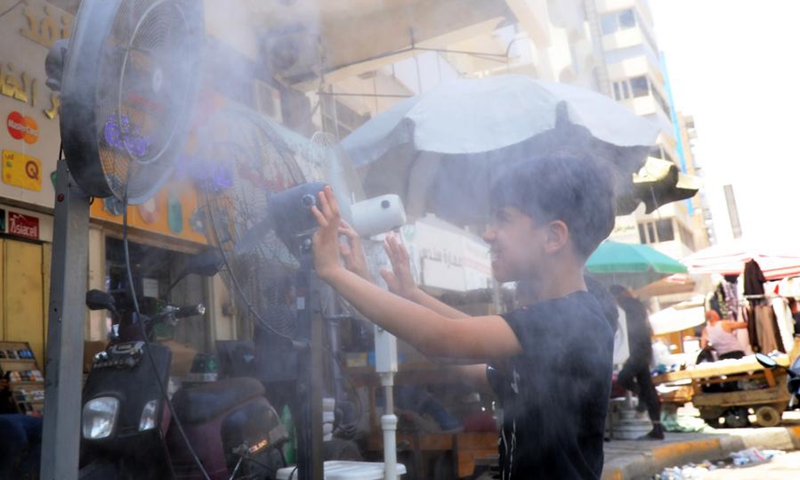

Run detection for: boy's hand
[[339, 220, 373, 281], [311, 186, 345, 280], [381, 232, 419, 300]]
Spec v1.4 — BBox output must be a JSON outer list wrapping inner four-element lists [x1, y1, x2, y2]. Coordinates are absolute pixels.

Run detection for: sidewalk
[[602, 416, 800, 480]]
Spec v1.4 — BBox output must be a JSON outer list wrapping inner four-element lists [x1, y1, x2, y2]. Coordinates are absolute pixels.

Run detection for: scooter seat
[[173, 377, 265, 424]]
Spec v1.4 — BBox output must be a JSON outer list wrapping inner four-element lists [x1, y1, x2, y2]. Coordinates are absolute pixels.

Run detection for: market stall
[[653, 354, 791, 428]]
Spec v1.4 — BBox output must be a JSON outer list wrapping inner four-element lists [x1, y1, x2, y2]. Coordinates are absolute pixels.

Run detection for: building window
[[613, 82, 621, 100], [601, 14, 617, 35], [619, 9, 636, 29], [656, 219, 675, 242], [630, 76, 650, 97], [601, 9, 637, 35], [638, 219, 675, 244], [647, 222, 656, 243]]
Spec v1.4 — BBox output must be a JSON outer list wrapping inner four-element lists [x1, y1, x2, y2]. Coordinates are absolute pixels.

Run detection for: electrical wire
[[121, 192, 212, 480], [321, 336, 364, 436], [0, 0, 23, 20]]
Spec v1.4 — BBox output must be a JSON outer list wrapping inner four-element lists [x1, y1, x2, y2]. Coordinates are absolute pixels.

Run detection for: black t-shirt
[[490, 291, 613, 480]]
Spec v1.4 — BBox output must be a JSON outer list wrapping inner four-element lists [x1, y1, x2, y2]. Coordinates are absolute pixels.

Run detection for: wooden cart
[[653, 355, 792, 428]]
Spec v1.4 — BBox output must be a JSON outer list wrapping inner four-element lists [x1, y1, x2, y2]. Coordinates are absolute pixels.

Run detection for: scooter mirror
[[86, 290, 116, 313], [182, 250, 224, 277], [756, 353, 777, 369]]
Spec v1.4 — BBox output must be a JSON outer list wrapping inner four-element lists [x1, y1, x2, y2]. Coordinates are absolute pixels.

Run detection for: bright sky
[[649, 0, 800, 248]]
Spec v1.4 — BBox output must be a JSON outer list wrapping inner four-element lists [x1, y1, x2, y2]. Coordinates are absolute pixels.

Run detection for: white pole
[[374, 326, 399, 479], [380, 374, 398, 480]]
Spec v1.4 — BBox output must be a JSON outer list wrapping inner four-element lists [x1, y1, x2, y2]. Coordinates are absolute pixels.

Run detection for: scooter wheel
[[755, 405, 782, 428]]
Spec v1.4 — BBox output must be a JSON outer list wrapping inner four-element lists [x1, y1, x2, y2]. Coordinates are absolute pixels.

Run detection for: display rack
[[0, 341, 45, 414]]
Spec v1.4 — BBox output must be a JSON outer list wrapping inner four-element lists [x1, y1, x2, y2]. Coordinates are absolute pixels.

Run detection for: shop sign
[[7, 211, 39, 240], [7, 112, 39, 144], [2, 150, 42, 191], [21, 3, 73, 49], [0, 209, 5, 233], [408, 218, 492, 292]]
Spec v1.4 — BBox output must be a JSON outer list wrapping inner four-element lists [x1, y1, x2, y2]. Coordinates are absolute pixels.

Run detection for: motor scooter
[[757, 352, 800, 409], [79, 284, 288, 479]]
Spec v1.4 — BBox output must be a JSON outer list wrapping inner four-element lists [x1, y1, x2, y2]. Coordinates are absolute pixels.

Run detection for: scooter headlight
[[82, 396, 119, 440], [139, 400, 159, 431]]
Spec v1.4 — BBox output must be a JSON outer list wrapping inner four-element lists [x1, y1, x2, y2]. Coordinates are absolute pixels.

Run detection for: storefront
[[0, 1, 240, 368]]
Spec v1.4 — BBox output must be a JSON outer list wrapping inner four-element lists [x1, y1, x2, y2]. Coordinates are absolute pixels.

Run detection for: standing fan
[[195, 106, 309, 339], [195, 106, 332, 480], [42, 1, 202, 478], [60, 0, 201, 203], [195, 106, 406, 480]]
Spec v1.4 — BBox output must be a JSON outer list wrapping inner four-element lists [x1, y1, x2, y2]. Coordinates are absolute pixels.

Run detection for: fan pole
[[40, 159, 91, 480], [295, 247, 325, 480]]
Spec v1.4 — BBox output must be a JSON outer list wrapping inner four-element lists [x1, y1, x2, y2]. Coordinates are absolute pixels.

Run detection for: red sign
[[7, 211, 39, 240], [7, 112, 39, 144]]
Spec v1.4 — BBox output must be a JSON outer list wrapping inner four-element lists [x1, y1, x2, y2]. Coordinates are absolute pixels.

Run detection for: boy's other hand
[[339, 220, 372, 281], [381, 232, 419, 299], [311, 186, 344, 280]]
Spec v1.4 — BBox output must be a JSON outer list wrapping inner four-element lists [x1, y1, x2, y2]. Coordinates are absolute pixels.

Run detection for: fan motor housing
[[59, 0, 203, 204]]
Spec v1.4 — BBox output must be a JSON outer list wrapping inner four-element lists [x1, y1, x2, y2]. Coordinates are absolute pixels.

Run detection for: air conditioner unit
[[253, 80, 283, 123]]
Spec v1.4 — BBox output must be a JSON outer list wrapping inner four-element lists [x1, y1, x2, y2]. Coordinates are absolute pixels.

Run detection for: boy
[[311, 154, 616, 479]]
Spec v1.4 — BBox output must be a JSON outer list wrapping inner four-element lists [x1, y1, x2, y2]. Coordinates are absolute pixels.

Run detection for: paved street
[[701, 450, 800, 479]]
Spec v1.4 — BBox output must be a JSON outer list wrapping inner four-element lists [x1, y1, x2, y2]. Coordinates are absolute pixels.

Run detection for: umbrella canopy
[[681, 237, 800, 280], [634, 274, 696, 299], [342, 75, 660, 224], [587, 241, 688, 274], [586, 241, 688, 290], [649, 295, 706, 336]]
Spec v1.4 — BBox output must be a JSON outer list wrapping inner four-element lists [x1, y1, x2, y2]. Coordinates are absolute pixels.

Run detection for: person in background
[[703, 310, 747, 360], [0, 377, 43, 480], [608, 285, 663, 440], [787, 297, 800, 335]]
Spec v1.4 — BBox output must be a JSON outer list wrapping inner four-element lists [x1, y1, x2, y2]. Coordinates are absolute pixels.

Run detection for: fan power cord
[[122, 195, 212, 480], [0, 0, 23, 20]]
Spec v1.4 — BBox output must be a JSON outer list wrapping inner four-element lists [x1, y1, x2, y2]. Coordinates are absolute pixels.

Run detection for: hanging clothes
[[754, 304, 785, 353], [742, 305, 760, 352], [772, 296, 794, 355], [744, 260, 767, 299], [715, 284, 729, 319], [722, 276, 740, 320]]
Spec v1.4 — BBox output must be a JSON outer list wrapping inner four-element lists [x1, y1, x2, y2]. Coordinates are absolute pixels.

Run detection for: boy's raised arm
[[312, 186, 522, 359]]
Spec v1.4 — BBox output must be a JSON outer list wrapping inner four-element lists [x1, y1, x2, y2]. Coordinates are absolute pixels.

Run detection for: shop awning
[[681, 237, 800, 281]]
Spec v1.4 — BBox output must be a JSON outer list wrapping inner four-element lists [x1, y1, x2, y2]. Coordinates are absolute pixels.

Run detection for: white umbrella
[[343, 75, 661, 223], [649, 295, 706, 336]]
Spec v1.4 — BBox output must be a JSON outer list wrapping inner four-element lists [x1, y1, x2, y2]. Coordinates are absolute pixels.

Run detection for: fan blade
[[234, 216, 277, 256]]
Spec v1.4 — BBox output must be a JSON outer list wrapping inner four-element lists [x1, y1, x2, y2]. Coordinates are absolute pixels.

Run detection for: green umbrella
[[586, 240, 688, 289]]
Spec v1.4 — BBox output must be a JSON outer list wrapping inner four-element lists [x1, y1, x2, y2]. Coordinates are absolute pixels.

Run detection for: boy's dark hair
[[490, 153, 616, 258]]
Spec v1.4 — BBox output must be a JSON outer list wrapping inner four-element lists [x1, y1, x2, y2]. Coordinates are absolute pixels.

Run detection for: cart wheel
[[698, 407, 723, 428], [724, 407, 750, 428], [755, 406, 782, 428]]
